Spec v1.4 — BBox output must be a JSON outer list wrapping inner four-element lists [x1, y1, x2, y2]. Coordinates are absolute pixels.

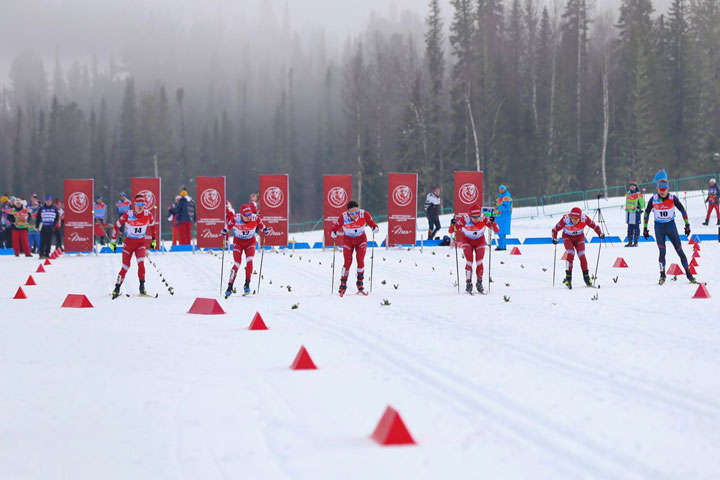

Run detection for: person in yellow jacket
[[625, 181, 645, 247]]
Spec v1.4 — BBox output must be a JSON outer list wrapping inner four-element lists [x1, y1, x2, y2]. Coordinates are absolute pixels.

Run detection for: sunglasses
[[470, 215, 482, 219], [135, 201, 146, 207], [348, 211, 360, 216]]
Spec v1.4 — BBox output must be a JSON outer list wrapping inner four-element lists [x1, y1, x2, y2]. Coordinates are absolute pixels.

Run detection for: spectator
[[624, 181, 645, 247], [93, 195, 108, 245], [703, 178, 719, 226], [423, 186, 442, 240], [54, 199, 64, 251], [8, 197, 32, 257], [1, 194, 11, 248], [28, 195, 41, 253], [116, 192, 131, 243], [494, 185, 513, 251], [167, 195, 181, 245], [170, 188, 196, 245], [653, 168, 668, 185], [37, 195, 59, 258], [249, 192, 260, 214]]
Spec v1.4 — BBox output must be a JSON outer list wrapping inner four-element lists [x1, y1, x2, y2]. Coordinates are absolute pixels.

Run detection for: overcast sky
[[0, 0, 673, 84]]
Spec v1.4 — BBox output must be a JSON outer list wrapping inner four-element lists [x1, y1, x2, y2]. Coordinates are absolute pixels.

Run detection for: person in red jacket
[[222, 204, 269, 296], [449, 204, 499, 294], [551, 207, 604, 289], [110, 194, 156, 298], [330, 200, 379, 296]]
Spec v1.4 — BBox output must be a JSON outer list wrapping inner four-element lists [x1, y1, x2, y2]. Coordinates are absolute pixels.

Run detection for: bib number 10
[[659, 211, 669, 218]]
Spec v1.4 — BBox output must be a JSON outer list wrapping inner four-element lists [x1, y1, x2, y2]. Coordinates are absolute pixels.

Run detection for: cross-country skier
[[221, 204, 269, 296], [110, 194, 156, 298], [551, 207, 604, 289], [449, 205, 499, 294], [643, 179, 696, 284], [330, 200, 379, 296], [702, 178, 719, 226]]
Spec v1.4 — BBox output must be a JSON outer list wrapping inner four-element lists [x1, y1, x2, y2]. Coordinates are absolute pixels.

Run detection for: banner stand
[[323, 175, 352, 248]]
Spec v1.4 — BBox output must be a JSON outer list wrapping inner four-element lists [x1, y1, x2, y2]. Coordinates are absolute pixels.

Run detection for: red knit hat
[[470, 205, 483, 216], [240, 204, 253, 216], [570, 207, 582, 218]]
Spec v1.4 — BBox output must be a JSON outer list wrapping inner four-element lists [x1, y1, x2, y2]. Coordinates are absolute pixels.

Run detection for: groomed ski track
[[1, 195, 719, 479]]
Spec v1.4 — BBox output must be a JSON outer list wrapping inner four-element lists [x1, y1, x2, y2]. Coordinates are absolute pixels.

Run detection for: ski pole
[[331, 238, 337, 294], [454, 232, 460, 293], [552, 241, 557, 287], [593, 235, 603, 285], [256, 237, 266, 294], [487, 228, 492, 294], [220, 235, 226, 294], [370, 232, 375, 293]]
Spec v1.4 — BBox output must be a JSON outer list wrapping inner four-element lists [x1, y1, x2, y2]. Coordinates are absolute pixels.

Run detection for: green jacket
[[625, 191, 645, 212]]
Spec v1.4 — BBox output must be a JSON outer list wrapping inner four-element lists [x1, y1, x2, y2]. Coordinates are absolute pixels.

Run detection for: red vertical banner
[[454, 171, 484, 216], [131, 177, 161, 247], [323, 175, 352, 246], [259, 175, 289, 246], [196, 176, 226, 249], [388, 173, 418, 246], [64, 179, 94, 252]]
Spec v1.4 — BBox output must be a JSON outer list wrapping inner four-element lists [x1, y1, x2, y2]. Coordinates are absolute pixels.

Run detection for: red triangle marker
[[693, 284, 711, 299], [248, 312, 268, 330], [690, 258, 699, 267], [613, 257, 628, 268], [693, 243, 700, 251], [188, 298, 225, 315], [36, 264, 46, 273], [44, 258, 52, 266], [25, 275, 37, 286], [14, 287, 27, 299], [692, 251, 700, 259], [371, 406, 416, 446], [61, 294, 93, 308], [510, 247, 522, 255], [688, 264, 697, 275], [666, 264, 684, 276], [290, 346, 317, 370]]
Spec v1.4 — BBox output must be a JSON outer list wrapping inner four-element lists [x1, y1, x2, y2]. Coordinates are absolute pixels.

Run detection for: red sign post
[[388, 173, 418, 246], [454, 171, 484, 216], [64, 179, 94, 252], [259, 175, 289, 247], [131, 177, 161, 247], [323, 175, 352, 246], [196, 176, 226, 249]]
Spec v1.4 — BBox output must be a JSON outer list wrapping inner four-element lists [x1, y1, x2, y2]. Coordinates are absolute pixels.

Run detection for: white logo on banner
[[137, 189, 156, 209], [392, 185, 413, 207], [68, 192, 89, 214], [264, 187, 284, 208], [392, 224, 412, 235], [69, 232, 89, 242], [459, 183, 479, 204], [327, 187, 348, 209], [200, 188, 222, 210]]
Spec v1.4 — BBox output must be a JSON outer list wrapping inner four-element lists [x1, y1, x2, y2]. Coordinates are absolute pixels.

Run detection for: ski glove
[[109, 241, 116, 252], [552, 238, 559, 245], [372, 226, 380, 234], [643, 228, 650, 239], [450, 218, 457, 225], [489, 216, 496, 224], [330, 231, 338, 239], [150, 240, 157, 249], [599, 233, 605, 240], [684, 224, 691, 236], [221, 228, 228, 236], [262, 227, 270, 235]]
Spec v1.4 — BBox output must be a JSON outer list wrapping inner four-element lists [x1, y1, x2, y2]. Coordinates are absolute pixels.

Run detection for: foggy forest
[[1, 0, 718, 221]]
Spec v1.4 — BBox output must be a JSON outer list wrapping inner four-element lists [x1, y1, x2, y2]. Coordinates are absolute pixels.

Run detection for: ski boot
[[476, 279, 484, 294], [112, 283, 122, 299], [625, 240, 633, 247], [563, 270, 573, 290], [687, 272, 698, 284], [583, 270, 593, 287], [225, 282, 235, 298], [356, 275, 367, 295], [717, 219, 720, 226], [702, 219, 709, 226], [338, 278, 348, 297], [243, 279, 251, 295], [466, 280, 474, 295], [659, 271, 666, 285], [139, 280, 147, 296]]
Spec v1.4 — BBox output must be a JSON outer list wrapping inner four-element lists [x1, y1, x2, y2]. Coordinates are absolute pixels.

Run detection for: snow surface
[[1, 194, 719, 479]]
